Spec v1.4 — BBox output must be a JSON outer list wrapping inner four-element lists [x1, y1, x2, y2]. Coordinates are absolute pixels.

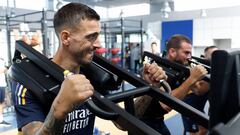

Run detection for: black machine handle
[[191, 56, 211, 66], [85, 94, 119, 120], [159, 80, 172, 94]]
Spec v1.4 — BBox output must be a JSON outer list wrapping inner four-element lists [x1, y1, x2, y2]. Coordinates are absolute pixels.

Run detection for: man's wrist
[[52, 98, 69, 119], [186, 76, 197, 86]]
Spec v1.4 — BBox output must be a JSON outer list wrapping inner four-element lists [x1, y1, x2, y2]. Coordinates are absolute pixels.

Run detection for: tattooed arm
[[134, 95, 153, 117], [134, 63, 167, 116], [22, 107, 65, 135], [21, 74, 94, 135]]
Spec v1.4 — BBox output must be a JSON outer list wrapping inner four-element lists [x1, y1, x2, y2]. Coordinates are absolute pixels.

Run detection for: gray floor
[[0, 108, 17, 133]]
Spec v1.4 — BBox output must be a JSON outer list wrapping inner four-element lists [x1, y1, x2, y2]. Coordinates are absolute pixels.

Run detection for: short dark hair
[[166, 34, 191, 52], [204, 45, 217, 53], [53, 3, 100, 35]]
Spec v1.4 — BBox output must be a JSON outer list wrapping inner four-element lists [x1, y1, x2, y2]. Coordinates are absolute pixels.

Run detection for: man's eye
[[86, 33, 98, 42]]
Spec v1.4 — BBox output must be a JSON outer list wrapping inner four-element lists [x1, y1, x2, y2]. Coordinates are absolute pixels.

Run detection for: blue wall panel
[[161, 20, 193, 52]]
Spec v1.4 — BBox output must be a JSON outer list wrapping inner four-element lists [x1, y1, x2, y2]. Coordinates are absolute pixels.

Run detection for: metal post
[[41, 8, 48, 56], [6, 15, 12, 66], [140, 20, 144, 58], [120, 17, 125, 68], [104, 23, 107, 58], [124, 96, 136, 135]]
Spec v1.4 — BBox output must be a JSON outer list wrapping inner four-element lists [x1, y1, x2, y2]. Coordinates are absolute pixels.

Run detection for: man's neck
[[166, 55, 174, 62], [52, 50, 80, 74]]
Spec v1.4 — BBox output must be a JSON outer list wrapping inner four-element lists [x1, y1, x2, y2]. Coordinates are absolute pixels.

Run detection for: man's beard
[[75, 50, 94, 66], [79, 56, 93, 66], [175, 59, 189, 66]]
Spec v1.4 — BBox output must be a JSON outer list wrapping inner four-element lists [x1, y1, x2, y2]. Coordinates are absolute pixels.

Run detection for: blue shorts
[[0, 87, 5, 103], [181, 93, 208, 132]]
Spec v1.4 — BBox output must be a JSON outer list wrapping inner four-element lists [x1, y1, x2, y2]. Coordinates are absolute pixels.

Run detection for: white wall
[[193, 16, 240, 49], [126, 5, 240, 56]]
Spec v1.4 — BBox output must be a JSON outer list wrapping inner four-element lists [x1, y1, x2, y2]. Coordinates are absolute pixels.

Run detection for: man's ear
[[60, 30, 70, 46], [168, 48, 177, 58]]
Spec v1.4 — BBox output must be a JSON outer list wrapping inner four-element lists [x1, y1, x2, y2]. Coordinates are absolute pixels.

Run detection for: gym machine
[[208, 49, 240, 135], [9, 40, 209, 135], [142, 50, 240, 135]]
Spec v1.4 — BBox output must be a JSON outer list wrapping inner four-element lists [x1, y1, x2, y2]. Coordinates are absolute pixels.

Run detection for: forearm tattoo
[[39, 107, 65, 135], [134, 95, 152, 118]]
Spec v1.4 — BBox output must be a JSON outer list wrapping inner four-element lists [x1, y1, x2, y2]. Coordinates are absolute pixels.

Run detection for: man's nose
[[92, 36, 101, 49], [187, 53, 192, 59]]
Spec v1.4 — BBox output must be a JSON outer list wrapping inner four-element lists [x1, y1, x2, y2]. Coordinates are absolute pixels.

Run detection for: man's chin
[[79, 54, 93, 66], [183, 62, 189, 66], [80, 59, 92, 66]]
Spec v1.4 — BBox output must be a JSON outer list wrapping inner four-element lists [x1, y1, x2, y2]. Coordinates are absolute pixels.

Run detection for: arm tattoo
[[134, 95, 152, 118], [38, 106, 65, 135]]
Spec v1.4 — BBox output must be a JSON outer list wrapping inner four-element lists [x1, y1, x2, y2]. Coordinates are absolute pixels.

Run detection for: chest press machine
[[9, 40, 210, 135]]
